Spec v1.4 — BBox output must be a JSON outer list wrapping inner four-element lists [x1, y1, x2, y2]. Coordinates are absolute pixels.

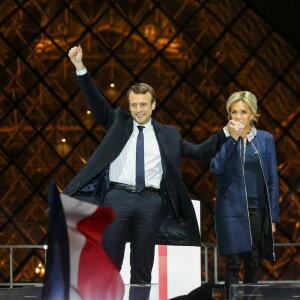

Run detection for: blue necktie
[[136, 126, 145, 191]]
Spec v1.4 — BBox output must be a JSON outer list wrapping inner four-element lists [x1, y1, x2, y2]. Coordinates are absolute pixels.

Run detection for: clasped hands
[[227, 120, 245, 141]]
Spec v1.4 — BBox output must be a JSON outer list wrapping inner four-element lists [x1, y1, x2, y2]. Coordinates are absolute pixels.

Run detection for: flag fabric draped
[[43, 181, 125, 300]]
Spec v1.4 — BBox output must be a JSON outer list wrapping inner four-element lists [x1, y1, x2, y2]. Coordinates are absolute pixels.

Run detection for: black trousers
[[102, 188, 162, 284], [225, 208, 266, 300]]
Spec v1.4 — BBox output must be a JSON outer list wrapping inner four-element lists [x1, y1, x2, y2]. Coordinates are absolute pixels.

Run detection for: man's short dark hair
[[126, 83, 156, 103]]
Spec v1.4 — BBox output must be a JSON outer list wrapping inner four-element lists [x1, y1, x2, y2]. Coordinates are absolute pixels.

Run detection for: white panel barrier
[[120, 200, 201, 299]]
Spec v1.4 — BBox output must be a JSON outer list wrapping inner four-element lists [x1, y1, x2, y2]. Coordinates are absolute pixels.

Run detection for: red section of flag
[[77, 206, 124, 300], [159, 245, 168, 300]]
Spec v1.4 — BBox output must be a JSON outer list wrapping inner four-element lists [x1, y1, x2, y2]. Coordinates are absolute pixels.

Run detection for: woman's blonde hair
[[226, 91, 260, 122]]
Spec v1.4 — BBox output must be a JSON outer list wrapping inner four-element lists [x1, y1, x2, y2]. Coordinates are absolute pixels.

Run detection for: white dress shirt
[[76, 68, 88, 75], [109, 120, 163, 189]]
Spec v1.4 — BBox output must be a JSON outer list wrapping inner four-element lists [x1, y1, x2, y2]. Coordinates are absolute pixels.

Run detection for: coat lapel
[[152, 119, 168, 173], [123, 117, 134, 145], [152, 119, 166, 138]]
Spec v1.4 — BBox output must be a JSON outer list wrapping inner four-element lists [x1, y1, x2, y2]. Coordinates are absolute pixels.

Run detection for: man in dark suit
[[64, 46, 232, 285]]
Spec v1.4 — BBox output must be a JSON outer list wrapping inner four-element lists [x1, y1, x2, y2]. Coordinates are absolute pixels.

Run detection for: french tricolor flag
[[42, 181, 125, 300]]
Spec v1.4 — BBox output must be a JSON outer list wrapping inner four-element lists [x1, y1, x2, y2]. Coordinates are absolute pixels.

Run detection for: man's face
[[129, 91, 156, 125]]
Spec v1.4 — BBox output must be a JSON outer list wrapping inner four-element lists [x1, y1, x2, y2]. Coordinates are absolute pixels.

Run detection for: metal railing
[[201, 242, 300, 285], [0, 245, 47, 288], [1, 243, 299, 288]]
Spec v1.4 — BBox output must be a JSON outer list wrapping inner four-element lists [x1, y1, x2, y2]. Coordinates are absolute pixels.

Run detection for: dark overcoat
[[63, 72, 226, 246], [210, 129, 280, 259]]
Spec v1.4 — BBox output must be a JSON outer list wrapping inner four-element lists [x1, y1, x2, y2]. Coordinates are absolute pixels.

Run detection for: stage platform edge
[[230, 283, 300, 300]]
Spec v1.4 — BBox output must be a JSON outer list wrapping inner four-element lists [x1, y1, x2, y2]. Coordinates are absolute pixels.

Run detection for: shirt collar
[[133, 119, 152, 130], [246, 126, 257, 142]]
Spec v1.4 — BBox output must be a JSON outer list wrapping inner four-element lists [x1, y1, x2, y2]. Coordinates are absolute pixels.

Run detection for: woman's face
[[229, 100, 254, 131]]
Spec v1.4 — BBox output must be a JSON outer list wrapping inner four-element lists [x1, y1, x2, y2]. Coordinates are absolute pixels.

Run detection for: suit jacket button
[[93, 169, 97, 174], [76, 183, 80, 188], [112, 153, 116, 158]]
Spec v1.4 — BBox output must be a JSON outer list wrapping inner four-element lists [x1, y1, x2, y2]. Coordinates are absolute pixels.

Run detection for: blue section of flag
[[42, 181, 70, 300]]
